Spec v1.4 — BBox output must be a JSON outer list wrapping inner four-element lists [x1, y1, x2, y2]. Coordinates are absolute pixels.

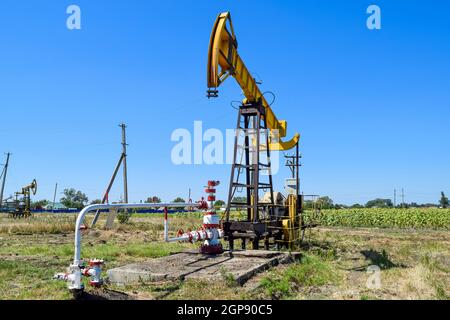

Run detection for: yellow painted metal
[[281, 221, 297, 250], [250, 194, 254, 222], [280, 194, 299, 249], [259, 135, 301, 152], [14, 179, 37, 218], [287, 194, 297, 223], [207, 12, 300, 151]]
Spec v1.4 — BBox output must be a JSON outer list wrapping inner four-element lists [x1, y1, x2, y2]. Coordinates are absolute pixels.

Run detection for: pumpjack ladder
[[224, 101, 283, 250]]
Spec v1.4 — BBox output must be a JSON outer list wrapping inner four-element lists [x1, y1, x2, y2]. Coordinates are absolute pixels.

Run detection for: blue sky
[[0, 0, 449, 205]]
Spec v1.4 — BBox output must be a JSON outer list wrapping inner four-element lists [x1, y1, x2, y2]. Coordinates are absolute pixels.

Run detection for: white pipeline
[[64, 202, 200, 291], [74, 203, 199, 264], [163, 180, 224, 255]]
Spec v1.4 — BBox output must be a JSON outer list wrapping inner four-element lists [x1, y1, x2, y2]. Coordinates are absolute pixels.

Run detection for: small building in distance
[[43, 202, 67, 211]]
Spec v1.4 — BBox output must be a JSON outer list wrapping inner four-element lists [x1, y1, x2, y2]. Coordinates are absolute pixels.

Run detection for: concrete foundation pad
[[107, 250, 301, 286]]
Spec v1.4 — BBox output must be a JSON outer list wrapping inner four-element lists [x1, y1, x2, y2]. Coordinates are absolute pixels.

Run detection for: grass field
[[0, 209, 449, 300]]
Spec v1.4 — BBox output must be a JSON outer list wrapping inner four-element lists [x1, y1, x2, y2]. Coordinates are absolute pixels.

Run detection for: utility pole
[[401, 188, 405, 208], [0, 153, 11, 207], [394, 189, 397, 208], [52, 183, 58, 213], [91, 124, 129, 227], [120, 123, 128, 204]]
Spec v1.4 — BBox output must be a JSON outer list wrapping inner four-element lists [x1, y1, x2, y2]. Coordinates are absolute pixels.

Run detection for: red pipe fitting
[[208, 181, 219, 187], [89, 260, 103, 267]]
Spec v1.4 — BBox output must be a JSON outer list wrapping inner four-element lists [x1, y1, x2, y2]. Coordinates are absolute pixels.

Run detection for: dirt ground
[[295, 227, 450, 300], [0, 214, 448, 300]]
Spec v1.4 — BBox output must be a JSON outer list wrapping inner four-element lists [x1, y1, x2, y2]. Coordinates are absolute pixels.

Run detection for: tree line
[[304, 192, 449, 210]]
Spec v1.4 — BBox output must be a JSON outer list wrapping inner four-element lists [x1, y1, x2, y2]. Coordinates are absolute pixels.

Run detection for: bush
[[117, 210, 132, 224]]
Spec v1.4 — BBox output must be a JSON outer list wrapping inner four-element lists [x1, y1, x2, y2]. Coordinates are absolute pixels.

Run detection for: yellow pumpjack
[[207, 12, 307, 250]]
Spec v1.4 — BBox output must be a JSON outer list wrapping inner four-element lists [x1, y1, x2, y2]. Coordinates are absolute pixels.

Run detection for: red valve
[[208, 181, 219, 187]]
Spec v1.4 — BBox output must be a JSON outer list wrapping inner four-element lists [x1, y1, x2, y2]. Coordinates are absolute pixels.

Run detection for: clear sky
[[0, 0, 449, 206]]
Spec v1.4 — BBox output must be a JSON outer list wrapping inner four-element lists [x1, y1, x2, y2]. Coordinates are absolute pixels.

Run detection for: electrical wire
[[230, 101, 241, 110], [262, 91, 276, 106], [253, 73, 263, 85]]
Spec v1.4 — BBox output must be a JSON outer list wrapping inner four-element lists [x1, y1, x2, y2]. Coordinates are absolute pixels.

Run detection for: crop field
[[0, 209, 449, 300], [307, 208, 450, 230]]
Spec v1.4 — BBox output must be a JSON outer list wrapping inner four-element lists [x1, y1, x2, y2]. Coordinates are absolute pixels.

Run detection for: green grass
[[0, 259, 71, 300], [0, 241, 194, 261], [360, 294, 379, 300], [220, 267, 239, 288], [420, 254, 450, 300], [0, 214, 196, 300], [166, 279, 245, 300], [1, 213, 448, 300], [0, 239, 196, 300], [260, 254, 339, 300]]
